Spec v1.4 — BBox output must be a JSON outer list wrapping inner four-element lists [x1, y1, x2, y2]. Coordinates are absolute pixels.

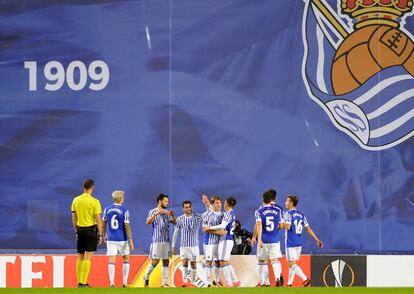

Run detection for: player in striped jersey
[[201, 195, 225, 287], [283, 195, 323, 287], [206, 197, 240, 287], [172, 200, 203, 287], [252, 189, 284, 287], [143, 194, 176, 287]]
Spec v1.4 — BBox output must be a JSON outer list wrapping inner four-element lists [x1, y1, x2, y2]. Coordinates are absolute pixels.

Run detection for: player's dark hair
[[287, 195, 299, 207], [182, 200, 192, 207], [225, 197, 237, 208], [157, 193, 168, 203], [210, 195, 221, 204], [262, 190, 273, 204], [83, 179, 94, 190], [268, 189, 277, 201]]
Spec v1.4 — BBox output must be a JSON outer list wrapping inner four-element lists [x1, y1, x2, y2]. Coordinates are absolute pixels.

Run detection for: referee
[[71, 179, 103, 288]]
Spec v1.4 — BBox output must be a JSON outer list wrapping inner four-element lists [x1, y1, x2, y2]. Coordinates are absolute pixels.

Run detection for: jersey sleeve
[[102, 207, 107, 221], [303, 216, 309, 227], [255, 210, 262, 222], [71, 198, 77, 212], [124, 210, 130, 223], [95, 199, 102, 214], [284, 211, 291, 224], [147, 209, 156, 219]]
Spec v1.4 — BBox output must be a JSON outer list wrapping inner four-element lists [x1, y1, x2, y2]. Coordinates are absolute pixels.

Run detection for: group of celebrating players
[[71, 179, 323, 288]]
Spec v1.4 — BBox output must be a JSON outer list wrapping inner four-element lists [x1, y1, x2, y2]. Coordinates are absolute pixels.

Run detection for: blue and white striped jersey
[[284, 209, 309, 248], [221, 210, 236, 241], [202, 210, 223, 245], [148, 208, 173, 243], [174, 214, 203, 247]]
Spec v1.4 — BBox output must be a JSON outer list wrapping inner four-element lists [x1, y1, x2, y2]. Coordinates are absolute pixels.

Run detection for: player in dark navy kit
[[283, 195, 323, 287], [102, 191, 134, 288]]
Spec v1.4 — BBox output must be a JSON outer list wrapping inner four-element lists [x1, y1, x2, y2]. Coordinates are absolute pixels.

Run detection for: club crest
[[302, 0, 414, 150]]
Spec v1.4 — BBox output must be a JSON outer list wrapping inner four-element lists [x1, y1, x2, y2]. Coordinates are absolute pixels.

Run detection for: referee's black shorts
[[77, 225, 98, 253]]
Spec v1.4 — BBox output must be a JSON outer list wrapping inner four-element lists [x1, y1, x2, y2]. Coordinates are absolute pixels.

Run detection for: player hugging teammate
[[73, 187, 322, 288]]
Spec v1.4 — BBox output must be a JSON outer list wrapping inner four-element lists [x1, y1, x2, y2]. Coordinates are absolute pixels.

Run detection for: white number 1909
[[24, 60, 110, 92]]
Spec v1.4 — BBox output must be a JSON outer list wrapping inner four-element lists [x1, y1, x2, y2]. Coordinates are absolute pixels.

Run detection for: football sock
[[162, 266, 169, 286], [204, 263, 212, 285], [288, 267, 295, 285], [222, 265, 232, 285], [214, 265, 221, 283], [190, 268, 197, 283], [272, 261, 281, 280], [258, 263, 266, 285], [292, 264, 307, 281], [81, 260, 91, 285], [122, 262, 130, 285], [182, 266, 189, 284], [144, 263, 155, 280], [229, 265, 238, 282], [108, 263, 115, 286], [264, 265, 270, 285], [76, 260, 83, 284]]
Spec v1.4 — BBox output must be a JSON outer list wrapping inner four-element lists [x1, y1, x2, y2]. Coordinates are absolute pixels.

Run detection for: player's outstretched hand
[[202, 227, 209, 232], [316, 240, 323, 248], [258, 240, 264, 248], [202, 194, 209, 205], [129, 239, 134, 251]]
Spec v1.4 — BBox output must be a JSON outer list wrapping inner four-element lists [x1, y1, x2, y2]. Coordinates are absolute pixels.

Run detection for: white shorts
[[203, 244, 219, 262], [106, 241, 130, 256], [257, 242, 283, 260], [286, 246, 302, 261], [218, 240, 234, 262], [149, 242, 171, 260], [180, 247, 199, 261]]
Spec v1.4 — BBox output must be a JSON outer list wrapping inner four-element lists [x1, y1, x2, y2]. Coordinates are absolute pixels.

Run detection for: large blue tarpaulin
[[0, 0, 413, 253]]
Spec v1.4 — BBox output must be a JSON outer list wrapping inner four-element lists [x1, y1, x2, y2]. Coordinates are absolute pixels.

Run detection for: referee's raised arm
[[70, 179, 102, 288]]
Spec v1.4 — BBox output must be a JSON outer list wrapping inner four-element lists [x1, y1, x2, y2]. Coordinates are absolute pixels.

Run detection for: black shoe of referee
[[84, 283, 92, 288], [280, 275, 284, 286], [144, 278, 149, 288]]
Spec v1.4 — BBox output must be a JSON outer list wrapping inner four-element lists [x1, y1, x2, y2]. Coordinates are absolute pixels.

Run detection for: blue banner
[[0, 0, 413, 254]]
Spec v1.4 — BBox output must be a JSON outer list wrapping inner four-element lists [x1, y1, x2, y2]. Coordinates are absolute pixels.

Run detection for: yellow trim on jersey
[[71, 193, 102, 227]]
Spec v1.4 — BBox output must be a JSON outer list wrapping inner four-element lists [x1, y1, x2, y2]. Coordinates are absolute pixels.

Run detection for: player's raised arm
[[146, 209, 161, 224]]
